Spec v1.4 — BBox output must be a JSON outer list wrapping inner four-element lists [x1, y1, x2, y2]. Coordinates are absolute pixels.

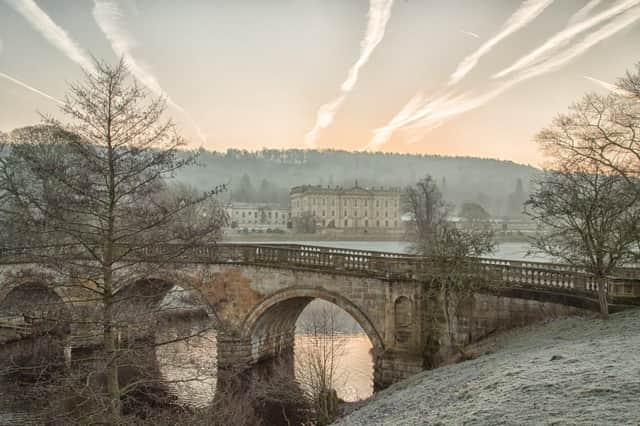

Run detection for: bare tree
[[296, 304, 348, 425], [536, 66, 640, 191], [403, 176, 494, 259], [529, 63, 640, 319], [0, 59, 226, 423], [526, 157, 640, 318], [618, 61, 640, 100]]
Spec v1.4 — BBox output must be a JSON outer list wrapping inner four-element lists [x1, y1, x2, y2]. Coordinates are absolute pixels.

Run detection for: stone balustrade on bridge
[[2, 243, 638, 297]]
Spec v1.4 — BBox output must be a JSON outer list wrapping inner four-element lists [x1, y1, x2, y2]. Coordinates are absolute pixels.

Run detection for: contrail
[[92, 0, 207, 143], [495, 0, 640, 79], [568, 0, 602, 24], [364, 92, 426, 150], [584, 75, 634, 96], [4, 0, 96, 73], [449, 0, 554, 86], [366, 89, 501, 149], [0, 71, 64, 104], [459, 29, 480, 39], [305, 0, 394, 148], [509, 6, 640, 82], [364, 4, 640, 150]]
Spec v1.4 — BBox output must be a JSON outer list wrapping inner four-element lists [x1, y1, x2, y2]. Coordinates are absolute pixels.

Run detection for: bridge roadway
[[1, 243, 639, 388]]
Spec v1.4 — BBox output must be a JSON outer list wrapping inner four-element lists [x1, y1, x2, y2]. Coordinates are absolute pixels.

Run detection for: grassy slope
[[336, 309, 640, 425]]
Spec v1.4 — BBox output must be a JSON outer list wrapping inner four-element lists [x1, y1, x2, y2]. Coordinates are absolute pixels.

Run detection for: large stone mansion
[[290, 183, 402, 230]]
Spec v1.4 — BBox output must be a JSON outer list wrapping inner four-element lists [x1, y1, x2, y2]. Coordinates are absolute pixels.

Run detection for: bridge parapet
[[1, 243, 639, 299]]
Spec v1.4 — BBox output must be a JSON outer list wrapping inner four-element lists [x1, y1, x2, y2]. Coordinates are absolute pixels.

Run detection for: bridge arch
[[242, 287, 384, 363], [0, 281, 72, 366], [113, 274, 221, 326], [0, 281, 69, 320]]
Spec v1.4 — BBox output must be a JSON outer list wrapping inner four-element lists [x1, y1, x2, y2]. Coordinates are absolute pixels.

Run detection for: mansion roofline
[[290, 183, 401, 196]]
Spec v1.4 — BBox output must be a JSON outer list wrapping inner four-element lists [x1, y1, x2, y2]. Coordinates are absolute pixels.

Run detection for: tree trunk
[[596, 276, 609, 320], [103, 267, 121, 423]]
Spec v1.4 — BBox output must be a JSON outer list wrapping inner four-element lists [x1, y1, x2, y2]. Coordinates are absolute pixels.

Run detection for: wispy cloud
[[584, 75, 634, 96], [459, 29, 480, 39], [365, 2, 640, 150], [92, 0, 206, 143], [365, 92, 426, 150], [568, 0, 602, 24], [495, 0, 640, 79], [0, 71, 64, 104], [449, 0, 554, 86], [342, 0, 394, 93], [507, 5, 640, 82], [305, 0, 394, 148], [4, 0, 96, 73]]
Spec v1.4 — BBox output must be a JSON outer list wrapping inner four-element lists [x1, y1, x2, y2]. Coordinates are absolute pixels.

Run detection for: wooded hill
[[176, 149, 538, 218]]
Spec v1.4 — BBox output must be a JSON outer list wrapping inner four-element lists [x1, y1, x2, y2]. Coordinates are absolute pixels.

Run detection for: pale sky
[[1, 0, 639, 165]]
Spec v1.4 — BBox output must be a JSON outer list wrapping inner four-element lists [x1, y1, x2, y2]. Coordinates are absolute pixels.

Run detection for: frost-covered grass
[[336, 309, 640, 425]]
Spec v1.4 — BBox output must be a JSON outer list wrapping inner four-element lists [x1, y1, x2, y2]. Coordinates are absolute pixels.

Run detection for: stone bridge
[[1, 243, 639, 389]]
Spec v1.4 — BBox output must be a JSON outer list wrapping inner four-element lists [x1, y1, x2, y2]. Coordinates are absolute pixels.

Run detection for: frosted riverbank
[[336, 309, 640, 425]]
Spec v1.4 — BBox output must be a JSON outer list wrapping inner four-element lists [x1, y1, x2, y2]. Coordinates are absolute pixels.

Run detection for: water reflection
[[295, 334, 373, 402], [154, 330, 373, 407], [155, 321, 217, 408], [154, 304, 374, 407]]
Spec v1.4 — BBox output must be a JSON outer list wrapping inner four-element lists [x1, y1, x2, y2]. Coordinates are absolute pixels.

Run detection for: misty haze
[[1, 1, 639, 425]]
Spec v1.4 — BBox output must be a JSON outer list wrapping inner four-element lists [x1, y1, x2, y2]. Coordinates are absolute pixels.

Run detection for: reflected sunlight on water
[[295, 334, 374, 402], [155, 325, 373, 406]]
